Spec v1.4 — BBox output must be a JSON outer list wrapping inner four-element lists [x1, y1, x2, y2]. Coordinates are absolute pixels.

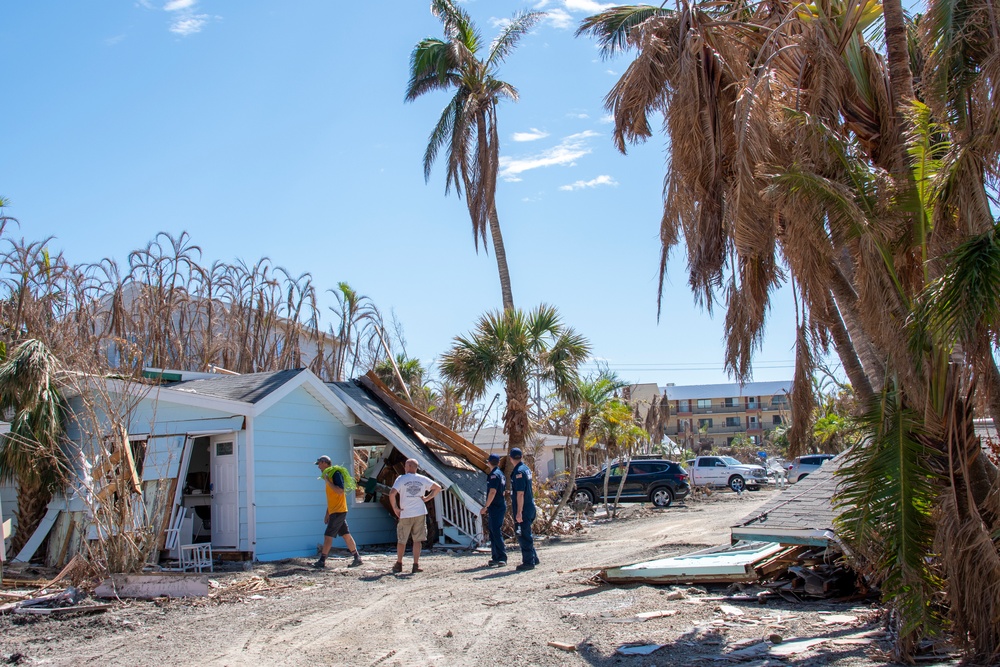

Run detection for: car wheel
[[748, 485, 760, 491], [728, 475, 746, 493], [574, 488, 595, 504], [796, 473, 809, 483], [650, 487, 674, 508]]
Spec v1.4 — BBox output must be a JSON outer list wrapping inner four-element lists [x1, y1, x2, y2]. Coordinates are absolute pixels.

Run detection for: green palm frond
[[904, 100, 949, 262], [0, 339, 68, 491], [487, 10, 544, 69], [918, 222, 1000, 344], [405, 38, 458, 101], [576, 5, 673, 59], [835, 381, 945, 645]]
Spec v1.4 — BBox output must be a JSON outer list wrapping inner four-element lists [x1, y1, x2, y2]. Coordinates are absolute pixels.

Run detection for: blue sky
[[1, 1, 806, 388]]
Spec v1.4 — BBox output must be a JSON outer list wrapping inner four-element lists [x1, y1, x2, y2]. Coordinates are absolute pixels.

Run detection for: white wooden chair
[[179, 544, 213, 572]]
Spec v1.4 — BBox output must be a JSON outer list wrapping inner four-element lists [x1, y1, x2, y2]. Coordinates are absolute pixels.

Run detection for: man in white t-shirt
[[389, 459, 442, 574]]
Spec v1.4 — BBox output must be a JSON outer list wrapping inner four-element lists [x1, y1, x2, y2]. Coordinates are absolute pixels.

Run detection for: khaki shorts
[[397, 515, 427, 543]]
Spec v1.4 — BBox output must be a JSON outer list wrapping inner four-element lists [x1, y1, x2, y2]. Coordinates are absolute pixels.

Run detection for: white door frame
[[209, 433, 239, 549]]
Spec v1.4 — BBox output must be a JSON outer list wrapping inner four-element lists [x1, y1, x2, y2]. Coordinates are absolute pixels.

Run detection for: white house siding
[[253, 385, 356, 560]]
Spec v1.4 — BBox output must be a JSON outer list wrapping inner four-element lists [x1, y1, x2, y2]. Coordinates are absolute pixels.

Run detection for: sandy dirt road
[[1, 490, 901, 667]]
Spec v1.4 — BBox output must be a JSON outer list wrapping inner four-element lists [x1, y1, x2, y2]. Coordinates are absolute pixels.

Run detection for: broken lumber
[[547, 641, 577, 652], [95, 573, 209, 599]]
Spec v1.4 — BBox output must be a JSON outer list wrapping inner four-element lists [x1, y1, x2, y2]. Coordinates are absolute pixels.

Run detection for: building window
[[725, 397, 739, 408], [726, 416, 741, 427], [772, 415, 783, 425], [698, 418, 713, 429], [678, 400, 691, 412], [697, 399, 712, 409], [748, 416, 759, 427]]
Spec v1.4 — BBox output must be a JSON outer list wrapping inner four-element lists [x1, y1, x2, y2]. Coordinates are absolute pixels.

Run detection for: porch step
[[440, 525, 474, 547]]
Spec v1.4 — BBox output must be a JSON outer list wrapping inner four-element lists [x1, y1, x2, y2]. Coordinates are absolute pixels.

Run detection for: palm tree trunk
[[488, 203, 515, 311], [612, 455, 632, 518], [503, 380, 531, 449], [546, 433, 584, 529], [10, 477, 50, 556], [824, 293, 875, 403], [882, 0, 916, 177]]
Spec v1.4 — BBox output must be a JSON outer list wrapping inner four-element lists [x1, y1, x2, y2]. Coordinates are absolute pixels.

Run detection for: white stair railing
[[438, 488, 480, 546]]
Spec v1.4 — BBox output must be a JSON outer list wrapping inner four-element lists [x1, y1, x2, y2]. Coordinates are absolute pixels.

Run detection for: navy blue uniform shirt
[[487, 466, 506, 510], [511, 461, 535, 516]]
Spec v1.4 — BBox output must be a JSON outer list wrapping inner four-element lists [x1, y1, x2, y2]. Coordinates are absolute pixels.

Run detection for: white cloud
[[600, 114, 614, 124], [559, 174, 619, 191], [105, 34, 126, 46], [164, 0, 196, 10], [170, 15, 208, 35], [564, 0, 616, 12], [536, 0, 617, 29], [512, 128, 550, 142], [567, 111, 590, 119], [490, 17, 512, 29], [499, 130, 599, 180], [544, 8, 574, 29]]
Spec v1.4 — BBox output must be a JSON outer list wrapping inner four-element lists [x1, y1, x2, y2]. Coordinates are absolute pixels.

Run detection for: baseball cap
[[315, 455, 332, 466], [488, 453, 501, 464], [509, 447, 523, 459]]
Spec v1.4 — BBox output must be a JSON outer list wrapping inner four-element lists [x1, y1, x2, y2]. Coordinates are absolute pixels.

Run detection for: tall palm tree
[[406, 0, 543, 311], [578, 1, 1000, 659], [0, 339, 69, 555], [439, 304, 590, 451]]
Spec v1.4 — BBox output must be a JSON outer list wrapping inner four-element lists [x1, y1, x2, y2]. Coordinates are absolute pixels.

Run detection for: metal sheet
[[602, 541, 785, 584]]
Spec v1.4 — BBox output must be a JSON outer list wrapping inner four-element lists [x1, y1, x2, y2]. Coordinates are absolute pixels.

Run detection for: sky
[[1, 1, 809, 390]]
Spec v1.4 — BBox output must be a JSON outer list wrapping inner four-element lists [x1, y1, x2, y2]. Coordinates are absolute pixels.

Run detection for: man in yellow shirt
[[314, 455, 363, 569]]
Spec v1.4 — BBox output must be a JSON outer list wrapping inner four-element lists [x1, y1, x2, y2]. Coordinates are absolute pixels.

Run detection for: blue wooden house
[[20, 368, 488, 566]]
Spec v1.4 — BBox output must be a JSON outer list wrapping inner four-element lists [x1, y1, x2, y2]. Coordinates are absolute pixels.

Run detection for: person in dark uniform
[[509, 447, 539, 570], [479, 453, 507, 567]]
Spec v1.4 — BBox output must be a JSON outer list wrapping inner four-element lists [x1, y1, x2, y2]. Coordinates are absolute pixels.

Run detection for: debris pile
[[757, 546, 861, 600], [0, 555, 108, 616]]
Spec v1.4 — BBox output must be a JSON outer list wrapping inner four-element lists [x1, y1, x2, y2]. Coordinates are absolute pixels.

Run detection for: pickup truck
[[684, 455, 770, 492]]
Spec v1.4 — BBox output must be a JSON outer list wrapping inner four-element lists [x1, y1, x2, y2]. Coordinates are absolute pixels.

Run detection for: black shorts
[[324, 512, 350, 537]]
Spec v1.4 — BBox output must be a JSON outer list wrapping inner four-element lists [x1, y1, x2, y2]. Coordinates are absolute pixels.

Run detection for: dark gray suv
[[572, 460, 690, 508]]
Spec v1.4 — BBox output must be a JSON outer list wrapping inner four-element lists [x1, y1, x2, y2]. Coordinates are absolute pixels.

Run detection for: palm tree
[[547, 371, 626, 527], [0, 339, 69, 555], [439, 304, 590, 452], [590, 398, 647, 517], [578, 2, 1000, 659], [406, 0, 543, 311]]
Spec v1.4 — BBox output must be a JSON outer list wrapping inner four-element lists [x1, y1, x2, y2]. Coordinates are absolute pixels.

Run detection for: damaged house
[[11, 368, 489, 568]]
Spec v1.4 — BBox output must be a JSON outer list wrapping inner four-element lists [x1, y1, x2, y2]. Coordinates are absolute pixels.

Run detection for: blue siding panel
[[253, 386, 362, 561]]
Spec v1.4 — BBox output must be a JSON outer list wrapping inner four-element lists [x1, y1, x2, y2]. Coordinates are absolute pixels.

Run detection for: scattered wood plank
[[13, 505, 60, 563], [94, 573, 209, 599], [360, 373, 490, 473], [635, 609, 679, 620], [14, 604, 111, 616], [547, 641, 577, 652], [30, 554, 89, 595]]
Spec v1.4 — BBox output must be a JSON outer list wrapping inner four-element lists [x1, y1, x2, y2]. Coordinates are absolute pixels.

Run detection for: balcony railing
[[673, 403, 786, 415]]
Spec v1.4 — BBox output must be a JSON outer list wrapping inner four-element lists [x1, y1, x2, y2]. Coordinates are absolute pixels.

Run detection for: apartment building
[[662, 381, 792, 448]]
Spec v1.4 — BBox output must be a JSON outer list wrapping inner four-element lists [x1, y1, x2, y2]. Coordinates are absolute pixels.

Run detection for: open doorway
[[179, 434, 238, 550]]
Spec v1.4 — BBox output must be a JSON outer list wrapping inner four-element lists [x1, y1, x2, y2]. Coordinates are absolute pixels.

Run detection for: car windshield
[[720, 456, 742, 466]]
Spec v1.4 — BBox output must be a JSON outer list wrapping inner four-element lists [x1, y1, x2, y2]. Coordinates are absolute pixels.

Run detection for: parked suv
[[786, 454, 835, 483], [572, 460, 690, 508]]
